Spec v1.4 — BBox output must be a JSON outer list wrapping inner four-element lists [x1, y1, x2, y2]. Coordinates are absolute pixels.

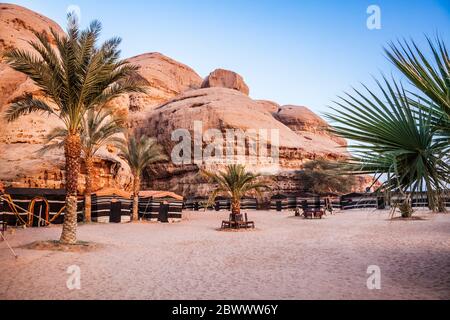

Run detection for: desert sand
[[1, 210, 449, 300]]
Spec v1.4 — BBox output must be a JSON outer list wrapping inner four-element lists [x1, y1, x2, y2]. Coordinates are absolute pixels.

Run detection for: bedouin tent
[[139, 191, 183, 222], [270, 194, 289, 211], [297, 195, 324, 210], [388, 191, 450, 209], [184, 196, 211, 211], [214, 196, 231, 211], [340, 192, 378, 210], [240, 197, 258, 210], [91, 188, 132, 223], [0, 188, 83, 227]]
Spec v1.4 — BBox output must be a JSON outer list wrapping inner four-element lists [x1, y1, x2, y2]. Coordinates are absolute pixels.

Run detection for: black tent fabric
[[241, 198, 258, 210], [1, 188, 83, 226], [139, 196, 183, 221], [270, 195, 288, 211], [214, 197, 231, 211], [91, 193, 132, 223]]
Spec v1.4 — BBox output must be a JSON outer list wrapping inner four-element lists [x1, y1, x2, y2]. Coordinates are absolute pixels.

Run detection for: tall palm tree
[[3, 14, 145, 244], [116, 136, 167, 221], [40, 108, 126, 222], [326, 77, 450, 213], [202, 164, 269, 221]]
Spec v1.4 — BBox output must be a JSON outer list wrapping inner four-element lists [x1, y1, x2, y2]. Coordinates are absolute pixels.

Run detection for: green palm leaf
[[326, 77, 449, 211]]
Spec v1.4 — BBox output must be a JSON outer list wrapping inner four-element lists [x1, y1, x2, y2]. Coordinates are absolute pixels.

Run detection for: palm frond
[[385, 36, 450, 118], [202, 164, 270, 205], [116, 135, 167, 176], [4, 94, 55, 122], [326, 76, 449, 209], [4, 14, 146, 136]]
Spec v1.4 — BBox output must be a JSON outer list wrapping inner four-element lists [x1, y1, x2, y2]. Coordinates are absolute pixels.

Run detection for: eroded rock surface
[[0, 4, 373, 197]]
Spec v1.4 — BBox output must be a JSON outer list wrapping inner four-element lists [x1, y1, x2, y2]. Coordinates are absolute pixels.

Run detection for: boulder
[[201, 69, 250, 95]]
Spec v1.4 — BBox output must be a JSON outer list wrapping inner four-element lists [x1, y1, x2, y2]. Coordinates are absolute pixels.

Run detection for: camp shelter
[[214, 196, 231, 211], [91, 188, 132, 223], [240, 197, 258, 210], [340, 192, 378, 210], [139, 191, 183, 222], [270, 194, 289, 211], [0, 188, 83, 227]]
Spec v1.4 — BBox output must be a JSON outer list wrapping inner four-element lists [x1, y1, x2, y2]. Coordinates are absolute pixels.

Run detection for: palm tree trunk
[[436, 189, 447, 213], [84, 156, 93, 223], [60, 134, 81, 245], [132, 175, 140, 222], [231, 198, 241, 221]]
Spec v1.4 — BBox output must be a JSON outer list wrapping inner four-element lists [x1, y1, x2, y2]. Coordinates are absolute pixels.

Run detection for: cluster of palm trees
[[326, 36, 450, 215], [3, 14, 165, 244]]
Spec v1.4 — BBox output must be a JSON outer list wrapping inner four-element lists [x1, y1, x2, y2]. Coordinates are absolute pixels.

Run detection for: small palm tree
[[116, 136, 167, 221], [40, 108, 126, 222], [326, 77, 450, 213], [3, 14, 145, 244], [202, 164, 269, 221]]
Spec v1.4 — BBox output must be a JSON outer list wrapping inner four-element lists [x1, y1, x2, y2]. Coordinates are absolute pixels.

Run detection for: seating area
[[296, 199, 327, 219], [221, 213, 255, 230]]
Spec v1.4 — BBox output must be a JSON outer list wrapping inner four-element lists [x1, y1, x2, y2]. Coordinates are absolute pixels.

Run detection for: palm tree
[[385, 36, 450, 120], [326, 77, 450, 214], [40, 108, 126, 222], [116, 136, 167, 221], [202, 164, 269, 221], [3, 14, 145, 244], [386, 37, 450, 200]]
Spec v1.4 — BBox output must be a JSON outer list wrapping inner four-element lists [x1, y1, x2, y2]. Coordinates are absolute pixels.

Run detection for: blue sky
[[5, 0, 450, 115]]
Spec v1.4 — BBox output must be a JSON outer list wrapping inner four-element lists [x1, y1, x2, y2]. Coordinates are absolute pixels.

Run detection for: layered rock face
[[274, 105, 348, 147], [0, 4, 371, 197], [140, 88, 347, 196], [0, 4, 66, 189]]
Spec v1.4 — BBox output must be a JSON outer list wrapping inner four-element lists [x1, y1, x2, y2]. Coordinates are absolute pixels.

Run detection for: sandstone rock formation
[[201, 69, 250, 95], [274, 105, 347, 147], [124, 53, 202, 113], [141, 88, 347, 196], [0, 5, 201, 192], [0, 4, 66, 189], [0, 4, 373, 198]]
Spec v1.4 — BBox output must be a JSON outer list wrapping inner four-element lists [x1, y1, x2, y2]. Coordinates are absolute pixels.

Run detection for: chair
[[244, 212, 255, 229], [313, 209, 325, 219], [301, 200, 314, 219], [221, 214, 233, 229], [302, 200, 325, 219], [222, 214, 240, 229]]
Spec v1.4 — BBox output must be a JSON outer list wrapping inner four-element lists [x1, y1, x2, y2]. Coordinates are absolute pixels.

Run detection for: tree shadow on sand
[[21, 240, 104, 253]]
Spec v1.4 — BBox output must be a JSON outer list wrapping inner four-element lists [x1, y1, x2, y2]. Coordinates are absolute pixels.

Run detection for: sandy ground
[[1, 209, 449, 300]]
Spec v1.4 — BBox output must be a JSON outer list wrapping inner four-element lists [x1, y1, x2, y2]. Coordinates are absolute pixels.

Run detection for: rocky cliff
[[0, 4, 373, 197]]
